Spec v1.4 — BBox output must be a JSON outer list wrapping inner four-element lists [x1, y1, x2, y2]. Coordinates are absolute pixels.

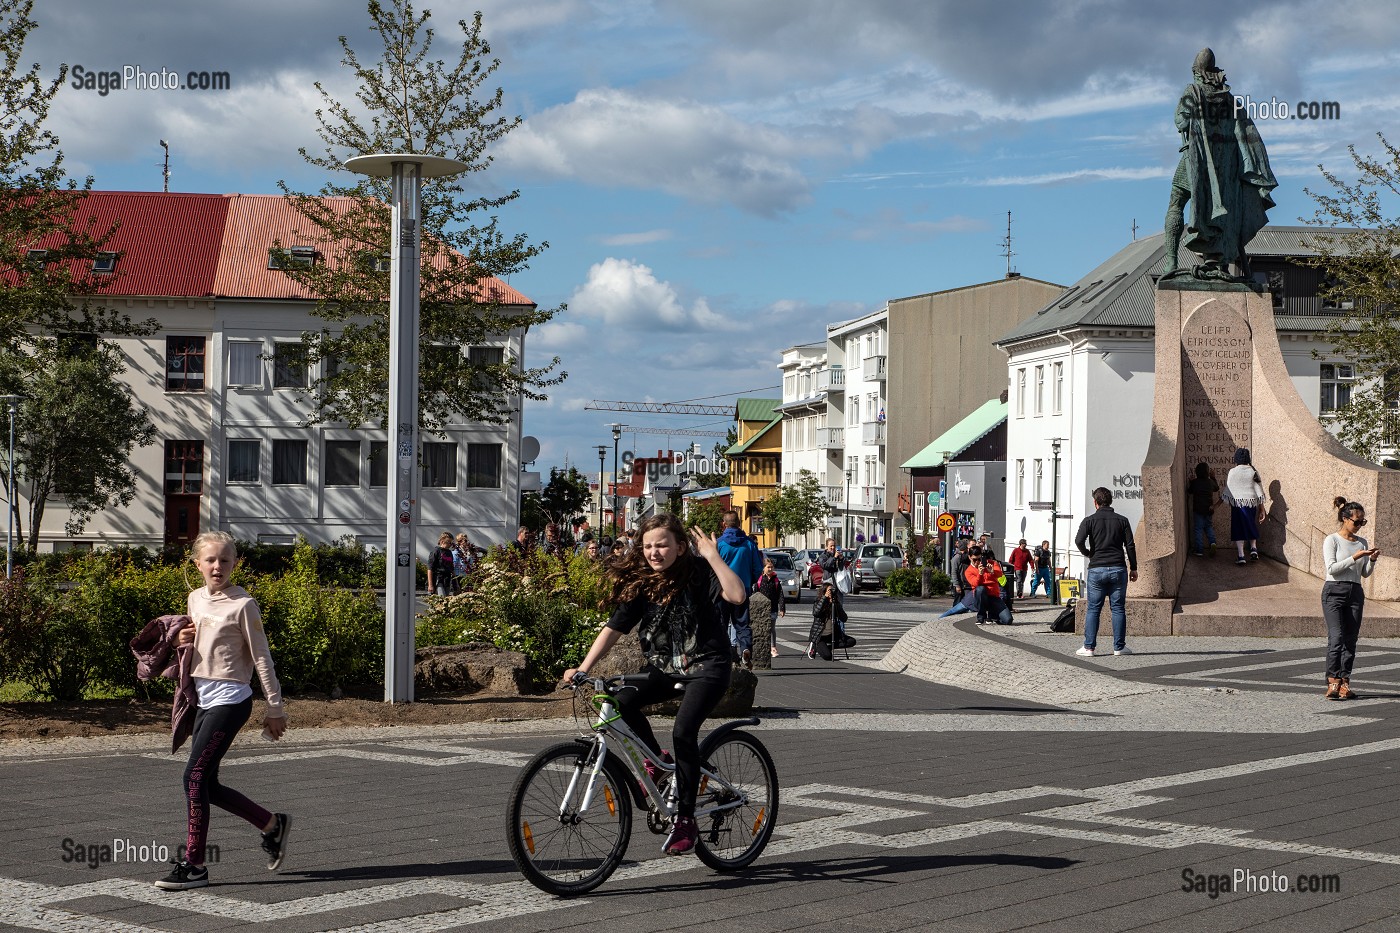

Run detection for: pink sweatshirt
[[187, 585, 284, 717]]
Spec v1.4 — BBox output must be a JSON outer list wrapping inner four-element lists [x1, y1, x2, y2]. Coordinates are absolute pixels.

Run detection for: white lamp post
[[344, 153, 467, 704], [1, 394, 19, 578]]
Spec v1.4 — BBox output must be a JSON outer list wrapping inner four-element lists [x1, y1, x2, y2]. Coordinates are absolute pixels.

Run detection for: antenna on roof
[[159, 140, 170, 193], [1001, 210, 1018, 278], [1131, 218, 1139, 241]]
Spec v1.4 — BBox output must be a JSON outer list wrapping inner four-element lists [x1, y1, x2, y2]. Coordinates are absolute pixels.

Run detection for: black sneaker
[[260, 813, 291, 871], [154, 859, 208, 890]]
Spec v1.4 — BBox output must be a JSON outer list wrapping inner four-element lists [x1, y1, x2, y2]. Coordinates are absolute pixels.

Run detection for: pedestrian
[[1222, 448, 1266, 565], [949, 538, 971, 607], [717, 510, 763, 669], [964, 547, 1013, 624], [807, 581, 847, 660], [1188, 462, 1220, 557], [155, 531, 290, 890], [509, 526, 535, 554], [1028, 539, 1054, 598], [585, 538, 602, 561], [1074, 487, 1138, 657], [541, 523, 563, 558], [816, 536, 848, 600], [1322, 497, 1380, 700], [754, 558, 786, 657], [427, 532, 455, 596], [1009, 538, 1032, 599], [561, 514, 745, 857]]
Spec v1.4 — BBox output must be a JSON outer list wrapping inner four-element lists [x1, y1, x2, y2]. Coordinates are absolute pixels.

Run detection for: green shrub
[[926, 569, 951, 596], [0, 567, 106, 701], [70, 556, 189, 699], [884, 567, 922, 597]]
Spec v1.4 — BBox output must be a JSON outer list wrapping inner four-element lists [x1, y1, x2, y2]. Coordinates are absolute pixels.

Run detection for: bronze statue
[[1163, 48, 1278, 282]]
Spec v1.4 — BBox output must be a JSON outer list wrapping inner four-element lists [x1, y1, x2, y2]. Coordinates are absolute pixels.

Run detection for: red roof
[[22, 191, 533, 305]]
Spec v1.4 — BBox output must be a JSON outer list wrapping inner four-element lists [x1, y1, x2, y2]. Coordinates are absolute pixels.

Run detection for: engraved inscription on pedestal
[[1182, 300, 1252, 484]]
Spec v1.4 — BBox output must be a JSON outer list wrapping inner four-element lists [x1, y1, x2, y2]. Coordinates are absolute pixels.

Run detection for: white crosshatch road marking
[[6, 737, 1399, 931]]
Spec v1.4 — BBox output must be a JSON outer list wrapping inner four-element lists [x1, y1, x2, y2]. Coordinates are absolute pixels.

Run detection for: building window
[[784, 374, 796, 400], [466, 443, 501, 488], [422, 343, 462, 377], [272, 439, 308, 485], [166, 337, 206, 392], [1320, 363, 1355, 413], [26, 249, 48, 267], [268, 246, 317, 270], [1034, 366, 1045, 416], [1033, 459, 1043, 501], [227, 440, 259, 484], [164, 441, 204, 494], [1015, 459, 1025, 507], [1267, 270, 1285, 310], [92, 252, 117, 273], [1016, 368, 1026, 417], [324, 440, 361, 487], [273, 342, 308, 388], [369, 441, 388, 487], [422, 442, 458, 488], [1052, 362, 1064, 414], [913, 492, 925, 533], [228, 341, 263, 388]]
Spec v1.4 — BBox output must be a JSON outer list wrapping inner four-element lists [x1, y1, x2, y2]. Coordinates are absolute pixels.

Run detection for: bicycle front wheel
[[507, 741, 633, 896], [694, 730, 779, 871]]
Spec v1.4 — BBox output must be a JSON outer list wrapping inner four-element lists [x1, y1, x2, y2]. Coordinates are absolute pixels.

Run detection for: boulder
[[414, 642, 529, 695]]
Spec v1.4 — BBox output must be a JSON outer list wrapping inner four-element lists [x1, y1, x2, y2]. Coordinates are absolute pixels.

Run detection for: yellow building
[[727, 398, 782, 548]]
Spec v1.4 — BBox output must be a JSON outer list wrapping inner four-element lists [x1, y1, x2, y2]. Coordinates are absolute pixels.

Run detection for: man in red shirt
[[963, 548, 1012, 625], [1009, 539, 1033, 599]]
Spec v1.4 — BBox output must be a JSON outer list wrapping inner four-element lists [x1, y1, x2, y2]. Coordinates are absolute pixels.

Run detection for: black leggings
[[616, 661, 731, 817], [183, 698, 271, 865]]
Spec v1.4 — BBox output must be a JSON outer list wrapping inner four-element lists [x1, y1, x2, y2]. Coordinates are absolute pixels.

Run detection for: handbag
[[835, 567, 853, 594]]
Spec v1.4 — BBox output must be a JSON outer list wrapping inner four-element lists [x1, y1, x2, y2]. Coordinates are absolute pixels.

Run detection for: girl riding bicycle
[[563, 513, 746, 856]]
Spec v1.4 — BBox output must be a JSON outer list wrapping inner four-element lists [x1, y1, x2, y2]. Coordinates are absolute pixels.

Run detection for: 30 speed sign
[[935, 512, 956, 533]]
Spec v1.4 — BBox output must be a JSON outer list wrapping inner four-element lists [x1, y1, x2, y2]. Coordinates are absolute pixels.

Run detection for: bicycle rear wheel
[[694, 730, 778, 871], [507, 741, 633, 896]]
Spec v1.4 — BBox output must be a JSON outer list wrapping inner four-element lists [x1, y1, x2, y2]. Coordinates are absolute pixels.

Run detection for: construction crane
[[620, 425, 728, 438], [586, 400, 734, 416]]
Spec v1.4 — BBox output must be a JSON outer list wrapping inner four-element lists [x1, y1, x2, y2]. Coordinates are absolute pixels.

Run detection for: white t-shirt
[[194, 677, 253, 709]]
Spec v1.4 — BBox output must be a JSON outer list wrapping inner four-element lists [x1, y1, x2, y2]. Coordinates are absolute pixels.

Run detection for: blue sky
[[27, 0, 1400, 472]]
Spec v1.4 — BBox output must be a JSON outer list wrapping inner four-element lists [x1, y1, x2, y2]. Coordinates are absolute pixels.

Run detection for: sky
[[24, 0, 1400, 474]]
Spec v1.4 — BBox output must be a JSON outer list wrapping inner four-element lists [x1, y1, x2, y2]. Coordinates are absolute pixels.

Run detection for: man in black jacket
[[1074, 487, 1139, 658]]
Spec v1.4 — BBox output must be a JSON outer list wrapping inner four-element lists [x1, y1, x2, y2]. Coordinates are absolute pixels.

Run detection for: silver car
[[761, 550, 802, 603]]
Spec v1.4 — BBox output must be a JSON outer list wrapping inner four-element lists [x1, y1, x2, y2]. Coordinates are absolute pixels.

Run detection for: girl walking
[[1222, 448, 1266, 565], [1322, 498, 1380, 700], [562, 514, 746, 857], [156, 531, 290, 890], [755, 558, 786, 657]]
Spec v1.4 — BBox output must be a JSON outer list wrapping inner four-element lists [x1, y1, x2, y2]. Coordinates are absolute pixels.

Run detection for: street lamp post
[[2, 394, 19, 578], [844, 466, 854, 548], [610, 423, 622, 536], [595, 444, 607, 531], [345, 153, 468, 705], [1050, 437, 1063, 606]]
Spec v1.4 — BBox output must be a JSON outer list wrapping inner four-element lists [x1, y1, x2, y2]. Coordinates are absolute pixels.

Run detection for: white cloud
[[532, 321, 590, 350], [497, 88, 813, 215], [568, 257, 733, 332], [600, 229, 673, 246]]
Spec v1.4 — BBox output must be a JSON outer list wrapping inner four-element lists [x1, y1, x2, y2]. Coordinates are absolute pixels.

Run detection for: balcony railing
[[862, 355, 887, 381], [860, 421, 886, 445], [816, 366, 845, 392], [822, 485, 844, 506], [818, 426, 844, 450]]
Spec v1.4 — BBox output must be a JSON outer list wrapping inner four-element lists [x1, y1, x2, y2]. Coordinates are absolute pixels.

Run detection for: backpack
[[1051, 599, 1077, 633]]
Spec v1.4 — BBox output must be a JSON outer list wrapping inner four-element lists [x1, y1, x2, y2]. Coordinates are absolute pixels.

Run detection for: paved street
[[3, 594, 1400, 932]]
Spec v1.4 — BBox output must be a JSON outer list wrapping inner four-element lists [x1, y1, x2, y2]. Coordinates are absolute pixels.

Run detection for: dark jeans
[[617, 661, 731, 817], [1014, 567, 1029, 597], [724, 595, 753, 656], [183, 698, 272, 866], [1083, 565, 1129, 652], [1323, 580, 1365, 679], [1192, 512, 1217, 552]]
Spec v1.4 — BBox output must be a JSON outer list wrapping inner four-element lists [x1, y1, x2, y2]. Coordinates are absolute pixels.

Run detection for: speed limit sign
[[935, 512, 955, 534]]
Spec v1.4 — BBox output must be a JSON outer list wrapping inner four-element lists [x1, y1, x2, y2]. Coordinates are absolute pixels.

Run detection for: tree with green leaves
[[758, 469, 829, 543], [691, 431, 738, 490], [277, 0, 562, 435], [0, 0, 158, 550], [521, 466, 592, 533], [1302, 133, 1400, 461], [684, 498, 726, 535]]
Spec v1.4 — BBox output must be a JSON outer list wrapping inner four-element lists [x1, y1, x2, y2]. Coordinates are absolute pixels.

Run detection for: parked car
[[760, 550, 802, 603], [851, 544, 905, 593], [794, 549, 826, 587]]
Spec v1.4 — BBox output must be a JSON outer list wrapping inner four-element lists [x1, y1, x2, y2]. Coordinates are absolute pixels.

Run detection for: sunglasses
[[1350, 516, 1368, 526]]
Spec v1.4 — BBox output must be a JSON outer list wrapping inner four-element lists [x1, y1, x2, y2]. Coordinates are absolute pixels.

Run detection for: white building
[[24, 191, 532, 555], [825, 309, 890, 546], [997, 229, 1353, 578], [776, 342, 830, 549]]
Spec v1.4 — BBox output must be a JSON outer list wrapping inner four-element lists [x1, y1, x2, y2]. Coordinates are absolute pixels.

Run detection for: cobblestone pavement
[[4, 594, 1399, 932]]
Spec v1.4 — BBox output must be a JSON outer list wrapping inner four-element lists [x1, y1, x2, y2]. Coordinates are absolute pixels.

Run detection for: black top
[[606, 554, 729, 675], [1074, 507, 1138, 572], [1187, 475, 1218, 516]]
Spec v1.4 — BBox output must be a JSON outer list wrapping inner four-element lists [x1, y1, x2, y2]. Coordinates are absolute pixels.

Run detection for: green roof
[[900, 399, 1008, 469], [728, 397, 781, 456]]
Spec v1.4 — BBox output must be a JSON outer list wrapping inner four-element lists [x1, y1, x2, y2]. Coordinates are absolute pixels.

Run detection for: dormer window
[[358, 250, 392, 273], [92, 252, 117, 273], [26, 249, 48, 267], [268, 246, 317, 270]]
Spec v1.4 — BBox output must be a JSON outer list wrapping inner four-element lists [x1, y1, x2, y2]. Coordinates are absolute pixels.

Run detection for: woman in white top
[[1322, 497, 1380, 700], [1221, 448, 1266, 566]]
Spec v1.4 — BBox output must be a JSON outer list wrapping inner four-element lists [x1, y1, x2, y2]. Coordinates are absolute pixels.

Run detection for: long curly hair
[[604, 514, 695, 607]]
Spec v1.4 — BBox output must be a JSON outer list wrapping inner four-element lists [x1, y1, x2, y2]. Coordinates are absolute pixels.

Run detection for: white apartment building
[[825, 309, 890, 547], [997, 229, 1354, 579], [25, 191, 531, 555], [776, 343, 829, 549]]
